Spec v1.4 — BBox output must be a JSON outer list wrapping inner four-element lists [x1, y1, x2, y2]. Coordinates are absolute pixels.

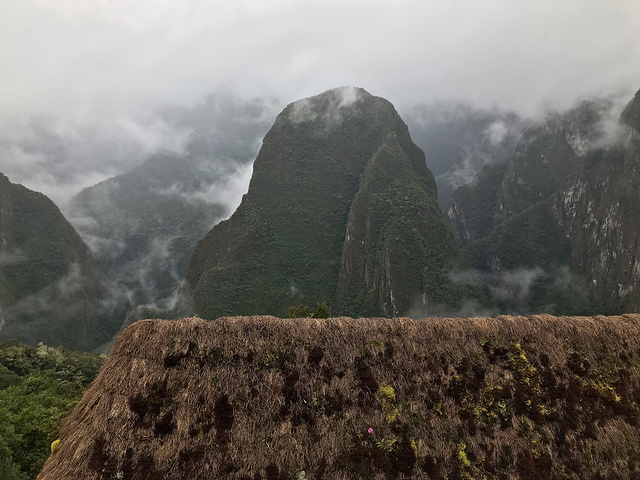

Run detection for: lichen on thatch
[[37, 314, 640, 479]]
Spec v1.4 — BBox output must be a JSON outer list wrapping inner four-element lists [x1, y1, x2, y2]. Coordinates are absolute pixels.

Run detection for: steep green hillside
[[185, 87, 490, 318], [337, 131, 491, 316], [446, 162, 507, 247], [0, 173, 120, 349]]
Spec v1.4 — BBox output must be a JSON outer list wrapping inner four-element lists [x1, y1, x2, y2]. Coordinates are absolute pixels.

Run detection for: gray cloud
[[0, 115, 189, 208], [2, 1, 639, 119], [1, 1, 639, 210], [490, 267, 545, 306], [155, 158, 254, 212], [289, 86, 362, 124]]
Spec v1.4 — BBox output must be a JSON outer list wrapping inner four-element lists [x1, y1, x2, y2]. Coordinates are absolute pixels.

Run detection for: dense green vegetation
[[0, 341, 104, 479], [464, 202, 571, 272], [289, 301, 331, 318], [187, 88, 489, 319]]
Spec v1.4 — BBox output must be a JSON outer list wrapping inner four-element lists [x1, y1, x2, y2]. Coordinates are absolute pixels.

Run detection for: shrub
[[289, 301, 331, 319]]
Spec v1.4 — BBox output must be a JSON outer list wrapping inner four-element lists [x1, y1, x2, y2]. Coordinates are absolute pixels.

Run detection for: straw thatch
[[38, 315, 640, 479]]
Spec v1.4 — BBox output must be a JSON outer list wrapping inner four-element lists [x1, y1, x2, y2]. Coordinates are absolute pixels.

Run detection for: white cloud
[[0, 115, 190, 207], [1, 0, 639, 120], [1, 0, 639, 209]]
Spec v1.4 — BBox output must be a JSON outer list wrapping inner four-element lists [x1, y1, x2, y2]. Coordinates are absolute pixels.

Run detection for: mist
[[3, 1, 639, 118], [2, 1, 636, 213], [60, 94, 278, 312]]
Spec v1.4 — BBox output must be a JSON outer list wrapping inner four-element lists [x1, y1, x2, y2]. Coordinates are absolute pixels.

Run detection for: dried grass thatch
[[38, 314, 640, 479]]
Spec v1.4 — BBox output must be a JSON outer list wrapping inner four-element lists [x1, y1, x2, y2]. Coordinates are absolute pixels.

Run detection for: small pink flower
[[368, 427, 374, 434]]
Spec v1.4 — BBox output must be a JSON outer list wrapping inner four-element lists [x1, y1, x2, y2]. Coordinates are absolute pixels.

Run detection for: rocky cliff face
[[185, 87, 490, 318], [447, 91, 640, 314], [0, 172, 119, 349], [448, 101, 606, 245], [494, 101, 605, 223], [553, 89, 640, 312]]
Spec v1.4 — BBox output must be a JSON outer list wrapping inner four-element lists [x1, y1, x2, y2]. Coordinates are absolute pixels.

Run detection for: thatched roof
[[38, 315, 640, 479]]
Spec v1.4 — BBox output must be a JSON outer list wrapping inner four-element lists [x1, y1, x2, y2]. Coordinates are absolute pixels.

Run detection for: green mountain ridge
[[185, 87, 491, 318], [0, 172, 120, 350], [69, 153, 230, 307]]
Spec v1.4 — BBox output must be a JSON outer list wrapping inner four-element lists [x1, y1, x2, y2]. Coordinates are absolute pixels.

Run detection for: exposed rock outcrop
[[553, 88, 640, 312]]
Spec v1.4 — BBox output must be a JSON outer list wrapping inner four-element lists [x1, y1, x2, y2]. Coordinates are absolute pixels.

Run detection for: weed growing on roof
[[498, 399, 508, 419], [509, 341, 539, 389], [410, 439, 418, 456], [376, 437, 397, 452], [595, 382, 621, 402]]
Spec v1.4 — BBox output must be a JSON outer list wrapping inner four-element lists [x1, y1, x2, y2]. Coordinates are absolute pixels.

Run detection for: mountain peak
[[184, 88, 489, 318], [282, 86, 390, 127]]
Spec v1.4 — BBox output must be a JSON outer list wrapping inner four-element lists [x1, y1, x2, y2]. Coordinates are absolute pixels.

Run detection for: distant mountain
[[184, 87, 492, 319], [552, 88, 640, 312], [0, 172, 120, 349], [448, 92, 640, 314], [68, 95, 278, 310], [402, 103, 529, 207]]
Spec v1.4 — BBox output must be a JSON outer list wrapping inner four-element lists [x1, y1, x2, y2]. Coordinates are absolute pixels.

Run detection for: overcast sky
[[1, 0, 640, 203]]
